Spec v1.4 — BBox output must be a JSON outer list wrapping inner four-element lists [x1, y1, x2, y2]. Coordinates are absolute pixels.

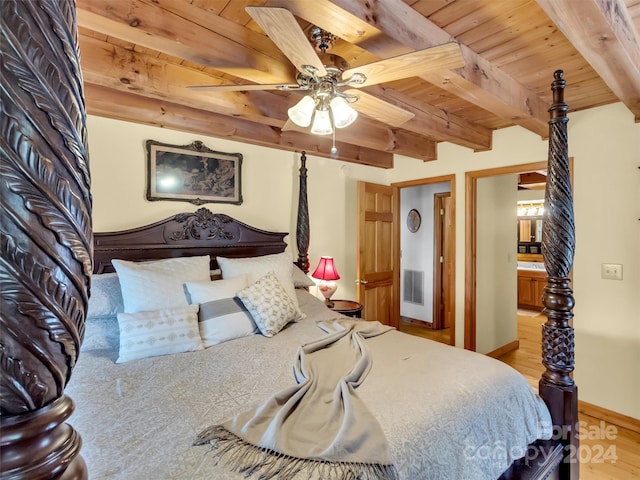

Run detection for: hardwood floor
[[503, 313, 640, 480], [399, 311, 640, 480], [398, 316, 451, 344]]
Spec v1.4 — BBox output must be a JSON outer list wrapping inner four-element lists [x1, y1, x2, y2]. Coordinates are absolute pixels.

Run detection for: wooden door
[[356, 182, 399, 328], [433, 193, 453, 330]]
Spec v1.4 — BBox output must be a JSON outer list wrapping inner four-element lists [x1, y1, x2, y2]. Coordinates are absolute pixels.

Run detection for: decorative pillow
[[87, 273, 124, 319], [112, 256, 210, 313], [292, 265, 315, 288], [116, 304, 202, 363], [217, 252, 303, 320], [184, 276, 257, 347], [236, 272, 300, 337]]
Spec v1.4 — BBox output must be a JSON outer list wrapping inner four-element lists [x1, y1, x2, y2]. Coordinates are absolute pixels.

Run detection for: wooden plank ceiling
[[76, 0, 640, 168]]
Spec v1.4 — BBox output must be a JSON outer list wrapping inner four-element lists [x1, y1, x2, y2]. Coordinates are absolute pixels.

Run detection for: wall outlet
[[601, 263, 623, 280]]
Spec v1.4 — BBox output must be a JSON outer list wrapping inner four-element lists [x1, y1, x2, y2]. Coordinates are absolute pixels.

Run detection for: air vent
[[403, 270, 424, 305]]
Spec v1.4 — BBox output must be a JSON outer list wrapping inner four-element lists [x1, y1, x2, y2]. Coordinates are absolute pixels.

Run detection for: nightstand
[[328, 300, 363, 318]]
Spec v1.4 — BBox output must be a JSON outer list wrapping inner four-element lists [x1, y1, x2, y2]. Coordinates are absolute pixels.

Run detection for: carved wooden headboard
[[93, 208, 288, 274]]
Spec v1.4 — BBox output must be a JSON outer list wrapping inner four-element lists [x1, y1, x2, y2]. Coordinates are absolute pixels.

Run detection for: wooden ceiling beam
[[78, 34, 290, 128], [536, 0, 640, 121], [83, 84, 396, 168], [76, 0, 295, 85], [281, 121, 437, 161], [280, 0, 550, 137], [362, 85, 493, 151]]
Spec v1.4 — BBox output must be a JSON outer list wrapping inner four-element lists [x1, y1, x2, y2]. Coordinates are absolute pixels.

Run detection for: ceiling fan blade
[[344, 89, 414, 127], [188, 83, 301, 92], [246, 6, 327, 77], [343, 42, 464, 88]]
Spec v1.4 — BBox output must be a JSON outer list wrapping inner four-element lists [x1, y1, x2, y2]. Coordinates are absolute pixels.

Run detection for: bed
[[2, 3, 578, 480], [59, 206, 550, 480]]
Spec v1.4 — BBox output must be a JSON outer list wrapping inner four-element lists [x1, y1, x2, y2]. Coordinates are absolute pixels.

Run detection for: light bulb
[[288, 95, 316, 127], [310, 108, 333, 135], [330, 96, 358, 128]]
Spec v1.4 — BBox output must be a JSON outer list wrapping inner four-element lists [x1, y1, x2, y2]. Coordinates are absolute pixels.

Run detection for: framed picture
[[146, 140, 242, 205]]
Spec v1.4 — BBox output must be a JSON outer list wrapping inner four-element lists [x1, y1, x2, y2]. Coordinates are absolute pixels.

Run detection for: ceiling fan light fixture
[[288, 95, 316, 127], [310, 107, 333, 135], [330, 96, 358, 128]]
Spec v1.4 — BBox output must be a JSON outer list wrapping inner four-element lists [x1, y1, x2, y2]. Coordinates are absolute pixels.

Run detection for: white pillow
[[112, 256, 210, 313], [116, 304, 202, 363], [217, 252, 303, 319], [185, 275, 248, 304], [236, 272, 300, 337], [184, 276, 257, 347]]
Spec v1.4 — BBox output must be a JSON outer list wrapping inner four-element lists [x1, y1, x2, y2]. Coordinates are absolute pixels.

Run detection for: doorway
[[393, 175, 456, 346], [464, 160, 571, 352]]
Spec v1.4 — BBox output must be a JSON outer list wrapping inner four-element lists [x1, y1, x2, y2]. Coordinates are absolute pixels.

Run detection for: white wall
[[400, 182, 451, 322], [86, 116, 388, 302], [87, 101, 640, 419], [476, 175, 518, 354], [387, 102, 640, 419]]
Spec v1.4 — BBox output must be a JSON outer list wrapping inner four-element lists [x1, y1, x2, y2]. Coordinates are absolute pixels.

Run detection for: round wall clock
[[407, 209, 421, 232]]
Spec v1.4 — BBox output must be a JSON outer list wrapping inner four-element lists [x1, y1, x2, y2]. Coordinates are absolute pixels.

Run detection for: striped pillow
[[184, 276, 257, 347]]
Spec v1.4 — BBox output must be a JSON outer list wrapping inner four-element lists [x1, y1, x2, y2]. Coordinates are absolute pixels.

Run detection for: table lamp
[[311, 256, 340, 308]]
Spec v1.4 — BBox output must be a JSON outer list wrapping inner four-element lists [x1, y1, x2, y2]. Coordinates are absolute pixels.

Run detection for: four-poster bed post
[[295, 152, 310, 273], [1, 0, 90, 478], [540, 70, 579, 480]]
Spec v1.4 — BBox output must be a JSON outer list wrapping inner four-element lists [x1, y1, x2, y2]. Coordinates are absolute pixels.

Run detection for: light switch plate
[[601, 263, 623, 280]]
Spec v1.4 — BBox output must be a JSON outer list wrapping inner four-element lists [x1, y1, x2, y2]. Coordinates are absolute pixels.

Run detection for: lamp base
[[318, 281, 337, 308]]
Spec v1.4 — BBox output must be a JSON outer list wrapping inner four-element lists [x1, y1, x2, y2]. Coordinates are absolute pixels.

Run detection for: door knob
[[355, 279, 369, 285]]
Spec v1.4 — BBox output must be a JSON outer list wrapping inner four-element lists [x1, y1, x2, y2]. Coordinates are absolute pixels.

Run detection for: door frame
[[433, 192, 452, 330], [464, 160, 572, 351], [393, 174, 456, 346]]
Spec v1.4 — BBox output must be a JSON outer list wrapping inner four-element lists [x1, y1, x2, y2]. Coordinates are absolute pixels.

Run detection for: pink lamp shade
[[311, 256, 340, 307], [311, 256, 340, 281]]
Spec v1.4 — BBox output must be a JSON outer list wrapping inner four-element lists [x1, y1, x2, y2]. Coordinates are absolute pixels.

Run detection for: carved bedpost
[[1, 1, 91, 478], [540, 70, 578, 480], [296, 152, 310, 273]]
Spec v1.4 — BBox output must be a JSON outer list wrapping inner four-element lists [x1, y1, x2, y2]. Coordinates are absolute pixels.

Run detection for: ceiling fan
[[189, 6, 465, 151]]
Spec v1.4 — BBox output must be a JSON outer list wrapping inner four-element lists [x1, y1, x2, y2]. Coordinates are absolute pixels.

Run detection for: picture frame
[[146, 140, 242, 205]]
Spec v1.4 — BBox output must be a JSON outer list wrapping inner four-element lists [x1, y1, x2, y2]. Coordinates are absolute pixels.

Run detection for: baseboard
[[486, 340, 519, 358], [579, 400, 640, 434]]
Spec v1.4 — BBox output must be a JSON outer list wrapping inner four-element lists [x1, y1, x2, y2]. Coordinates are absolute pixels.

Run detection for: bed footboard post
[[295, 152, 310, 273], [1, 1, 90, 478], [540, 70, 578, 480]]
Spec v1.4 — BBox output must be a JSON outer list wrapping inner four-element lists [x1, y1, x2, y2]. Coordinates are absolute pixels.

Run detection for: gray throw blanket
[[195, 318, 398, 479]]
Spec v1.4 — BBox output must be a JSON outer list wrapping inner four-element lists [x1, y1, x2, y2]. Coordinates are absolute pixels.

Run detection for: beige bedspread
[[66, 291, 551, 479]]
